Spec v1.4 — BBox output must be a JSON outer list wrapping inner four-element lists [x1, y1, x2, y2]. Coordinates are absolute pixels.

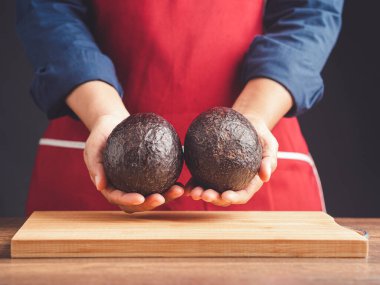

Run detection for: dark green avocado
[[103, 113, 183, 196], [184, 107, 262, 193]]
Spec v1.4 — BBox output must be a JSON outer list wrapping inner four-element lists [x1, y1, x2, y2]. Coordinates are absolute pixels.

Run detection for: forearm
[[66, 81, 129, 131], [232, 78, 293, 130]]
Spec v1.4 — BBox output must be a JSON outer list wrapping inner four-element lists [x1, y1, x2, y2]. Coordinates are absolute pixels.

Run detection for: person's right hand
[[84, 114, 185, 213], [66, 81, 185, 213]]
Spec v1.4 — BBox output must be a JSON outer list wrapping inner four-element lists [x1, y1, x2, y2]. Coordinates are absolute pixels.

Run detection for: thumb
[[84, 138, 108, 191], [92, 162, 107, 191]]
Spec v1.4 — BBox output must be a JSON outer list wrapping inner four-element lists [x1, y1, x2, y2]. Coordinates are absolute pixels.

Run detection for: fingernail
[[94, 175, 100, 190]]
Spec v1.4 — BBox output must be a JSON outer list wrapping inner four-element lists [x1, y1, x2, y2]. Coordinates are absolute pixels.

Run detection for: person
[[16, 0, 343, 216]]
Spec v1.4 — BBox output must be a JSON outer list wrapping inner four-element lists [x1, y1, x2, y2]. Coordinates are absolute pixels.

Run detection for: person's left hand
[[184, 115, 278, 207]]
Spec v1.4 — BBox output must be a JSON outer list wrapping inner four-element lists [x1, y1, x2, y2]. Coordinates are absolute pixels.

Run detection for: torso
[[26, 0, 324, 215]]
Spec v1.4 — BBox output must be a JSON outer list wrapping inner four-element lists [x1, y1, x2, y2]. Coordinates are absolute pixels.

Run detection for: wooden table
[[1, 218, 379, 285]]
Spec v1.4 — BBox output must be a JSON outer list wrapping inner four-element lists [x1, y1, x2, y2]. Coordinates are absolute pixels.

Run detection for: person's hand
[[185, 115, 278, 207], [84, 114, 185, 213]]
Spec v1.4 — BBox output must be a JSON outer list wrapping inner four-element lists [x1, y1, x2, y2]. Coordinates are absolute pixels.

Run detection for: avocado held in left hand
[[103, 113, 183, 196], [184, 107, 262, 193]]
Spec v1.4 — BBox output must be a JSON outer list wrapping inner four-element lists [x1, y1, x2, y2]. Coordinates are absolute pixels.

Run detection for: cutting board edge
[[11, 237, 368, 258]]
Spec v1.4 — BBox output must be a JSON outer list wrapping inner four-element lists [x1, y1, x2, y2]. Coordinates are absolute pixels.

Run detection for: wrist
[[232, 109, 268, 135], [66, 80, 129, 131], [91, 113, 128, 132], [232, 101, 270, 131], [232, 78, 293, 130]]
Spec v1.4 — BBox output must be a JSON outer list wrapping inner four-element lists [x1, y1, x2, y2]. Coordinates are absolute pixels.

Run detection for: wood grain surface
[[11, 211, 367, 258], [0, 217, 379, 285]]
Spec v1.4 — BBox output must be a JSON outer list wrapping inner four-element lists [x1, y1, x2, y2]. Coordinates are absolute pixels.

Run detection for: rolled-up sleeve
[[16, 0, 123, 119], [241, 0, 344, 116]]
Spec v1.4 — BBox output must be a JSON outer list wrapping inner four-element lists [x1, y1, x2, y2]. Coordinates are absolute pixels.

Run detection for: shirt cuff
[[31, 48, 123, 119], [241, 36, 324, 117]]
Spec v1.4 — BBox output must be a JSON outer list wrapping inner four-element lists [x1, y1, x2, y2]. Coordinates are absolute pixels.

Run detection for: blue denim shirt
[[16, 0, 343, 119]]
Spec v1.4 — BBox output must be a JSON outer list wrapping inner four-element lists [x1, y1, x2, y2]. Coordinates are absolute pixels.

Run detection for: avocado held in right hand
[[103, 113, 183, 197]]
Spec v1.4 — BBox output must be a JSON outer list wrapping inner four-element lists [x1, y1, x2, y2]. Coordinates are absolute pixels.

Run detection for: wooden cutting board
[[11, 211, 368, 258]]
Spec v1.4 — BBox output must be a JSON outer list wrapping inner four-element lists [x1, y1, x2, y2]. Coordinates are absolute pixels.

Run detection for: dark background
[[1, 1, 379, 217]]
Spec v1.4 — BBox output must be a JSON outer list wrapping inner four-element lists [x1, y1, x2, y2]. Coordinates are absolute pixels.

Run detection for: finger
[[259, 133, 278, 182], [184, 179, 197, 196], [120, 194, 166, 214], [222, 176, 263, 204], [140, 193, 166, 209], [210, 199, 232, 207], [201, 189, 220, 203], [163, 184, 185, 203], [93, 162, 107, 191], [190, 186, 205, 200], [84, 139, 108, 191], [83, 148, 94, 184], [201, 190, 231, 207], [221, 190, 245, 204], [259, 157, 273, 182], [101, 188, 145, 206], [203, 190, 232, 207]]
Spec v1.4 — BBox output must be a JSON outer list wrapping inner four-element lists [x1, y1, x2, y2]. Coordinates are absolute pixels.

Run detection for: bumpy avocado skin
[[103, 113, 183, 196], [184, 107, 262, 193]]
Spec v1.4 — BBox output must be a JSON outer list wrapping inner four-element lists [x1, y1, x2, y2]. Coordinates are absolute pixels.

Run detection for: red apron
[[26, 0, 324, 215]]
